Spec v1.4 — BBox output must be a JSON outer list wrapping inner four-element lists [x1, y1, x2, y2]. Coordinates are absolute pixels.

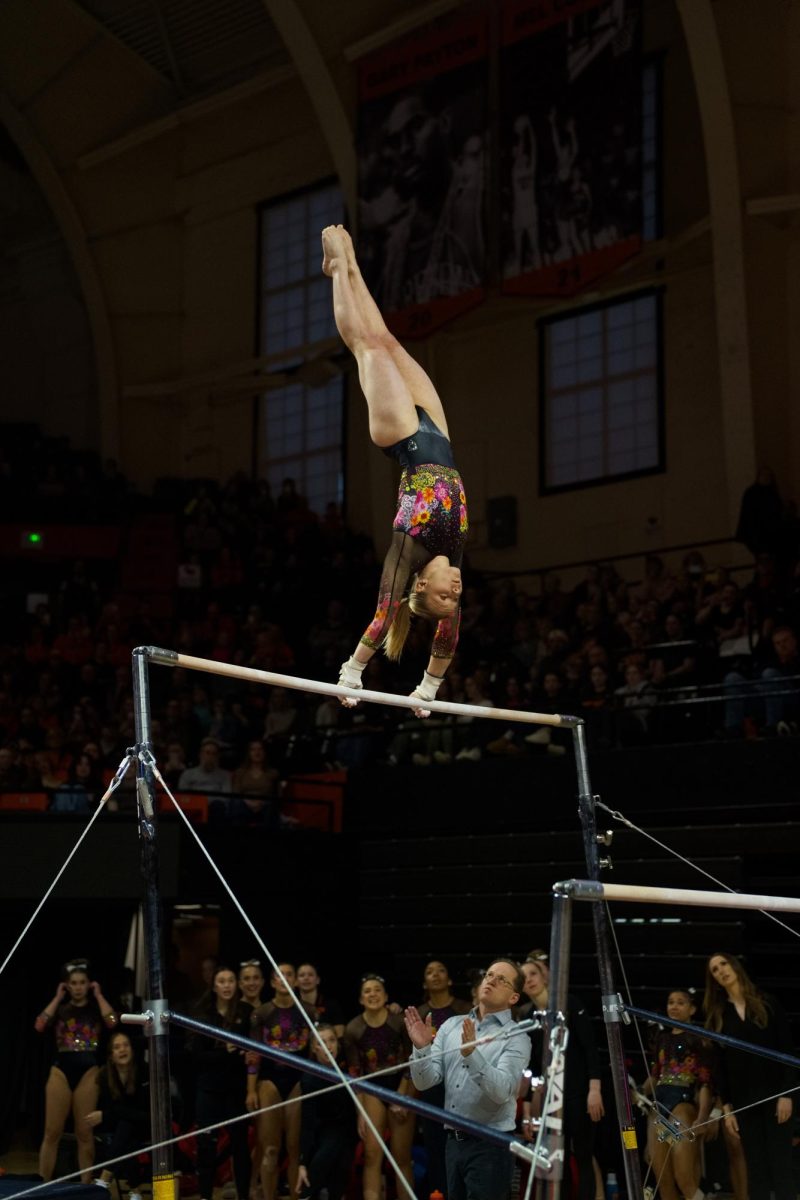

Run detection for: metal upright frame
[[570, 723, 644, 1196], [128, 644, 649, 1199], [132, 649, 175, 1200]]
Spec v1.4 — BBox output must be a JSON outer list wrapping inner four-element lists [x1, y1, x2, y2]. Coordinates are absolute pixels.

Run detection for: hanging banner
[[500, 0, 642, 297], [356, 11, 488, 339]]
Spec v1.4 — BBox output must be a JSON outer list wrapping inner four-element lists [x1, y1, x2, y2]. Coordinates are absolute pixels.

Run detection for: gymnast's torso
[[361, 408, 468, 658]]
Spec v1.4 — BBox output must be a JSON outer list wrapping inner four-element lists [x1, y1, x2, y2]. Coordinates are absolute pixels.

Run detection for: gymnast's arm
[[337, 532, 424, 704]]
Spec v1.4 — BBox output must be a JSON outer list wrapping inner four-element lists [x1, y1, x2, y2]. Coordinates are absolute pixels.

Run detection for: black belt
[[447, 1128, 511, 1142]]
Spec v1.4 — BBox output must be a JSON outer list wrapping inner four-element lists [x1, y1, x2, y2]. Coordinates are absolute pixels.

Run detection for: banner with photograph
[[356, 12, 488, 339], [500, 0, 642, 297]]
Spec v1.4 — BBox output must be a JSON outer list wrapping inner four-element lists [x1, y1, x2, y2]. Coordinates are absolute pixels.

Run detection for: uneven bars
[[135, 646, 580, 727], [555, 879, 800, 913]]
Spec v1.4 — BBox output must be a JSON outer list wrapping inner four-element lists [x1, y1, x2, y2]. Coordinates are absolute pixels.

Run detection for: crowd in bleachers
[[1, 426, 800, 818]]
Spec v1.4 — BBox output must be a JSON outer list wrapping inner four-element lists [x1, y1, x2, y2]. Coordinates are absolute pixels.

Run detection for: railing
[[0, 780, 342, 832], [481, 533, 753, 587]]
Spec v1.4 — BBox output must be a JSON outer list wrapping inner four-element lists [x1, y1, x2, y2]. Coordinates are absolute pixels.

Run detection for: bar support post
[[571, 722, 643, 1196], [132, 649, 174, 1199]]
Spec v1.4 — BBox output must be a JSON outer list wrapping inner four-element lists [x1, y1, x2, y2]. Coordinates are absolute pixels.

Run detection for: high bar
[[133, 646, 580, 728], [555, 879, 800, 914]]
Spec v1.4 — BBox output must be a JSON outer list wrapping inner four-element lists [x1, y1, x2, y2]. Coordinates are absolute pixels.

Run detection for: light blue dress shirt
[[409, 1007, 531, 1132]]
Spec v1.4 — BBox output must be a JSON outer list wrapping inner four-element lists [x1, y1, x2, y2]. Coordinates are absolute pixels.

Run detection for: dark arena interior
[[1, 3, 799, 1199]]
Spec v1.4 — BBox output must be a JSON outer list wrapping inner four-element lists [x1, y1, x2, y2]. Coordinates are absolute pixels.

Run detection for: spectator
[[177, 739, 232, 811], [231, 739, 279, 798], [345, 974, 415, 1200], [189, 966, 252, 1200], [17, 700, 45, 748], [697, 581, 755, 671], [518, 956, 604, 1200], [614, 662, 657, 745], [453, 675, 494, 762], [413, 961, 471, 1197], [736, 467, 784, 557], [524, 671, 571, 755], [296, 1025, 357, 1200], [247, 963, 314, 1200], [581, 664, 613, 750], [0, 744, 27, 791], [759, 626, 800, 733], [35, 962, 118, 1182], [263, 688, 299, 752], [296, 964, 345, 1037], [51, 753, 103, 814], [161, 742, 187, 791], [705, 952, 795, 1200], [306, 599, 353, 674], [649, 614, 698, 686], [85, 1031, 149, 1198], [53, 617, 94, 668]]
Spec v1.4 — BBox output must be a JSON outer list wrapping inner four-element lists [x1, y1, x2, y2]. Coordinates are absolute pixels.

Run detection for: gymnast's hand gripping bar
[[134, 645, 580, 728]]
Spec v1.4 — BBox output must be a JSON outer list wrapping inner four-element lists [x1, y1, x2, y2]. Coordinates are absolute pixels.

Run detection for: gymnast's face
[[272, 964, 296, 997], [424, 961, 451, 993], [66, 971, 91, 1003], [416, 557, 462, 618], [360, 978, 388, 1012], [239, 964, 264, 1002], [297, 963, 320, 992], [312, 1028, 339, 1063], [666, 991, 695, 1024], [213, 970, 239, 1002]]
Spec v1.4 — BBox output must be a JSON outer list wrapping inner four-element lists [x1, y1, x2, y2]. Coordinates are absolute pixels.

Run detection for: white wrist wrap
[[414, 671, 443, 702], [338, 656, 366, 691]]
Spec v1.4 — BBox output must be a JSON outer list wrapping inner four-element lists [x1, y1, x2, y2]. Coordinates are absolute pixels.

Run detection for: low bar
[[169, 1010, 541, 1154], [556, 879, 800, 913], [135, 645, 580, 727], [624, 1006, 800, 1072]]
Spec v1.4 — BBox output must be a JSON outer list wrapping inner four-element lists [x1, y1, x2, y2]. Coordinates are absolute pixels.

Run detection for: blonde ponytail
[[383, 595, 413, 661], [383, 575, 438, 661]]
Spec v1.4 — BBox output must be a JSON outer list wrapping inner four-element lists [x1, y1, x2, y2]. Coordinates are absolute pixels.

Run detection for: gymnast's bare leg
[[321, 224, 449, 442]]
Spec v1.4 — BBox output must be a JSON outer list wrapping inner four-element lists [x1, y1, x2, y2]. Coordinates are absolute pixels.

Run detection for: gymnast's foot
[[321, 224, 347, 276]]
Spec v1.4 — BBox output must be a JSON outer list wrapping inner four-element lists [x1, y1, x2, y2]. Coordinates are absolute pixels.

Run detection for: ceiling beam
[[344, 0, 463, 61], [77, 63, 295, 168], [259, 0, 356, 215]]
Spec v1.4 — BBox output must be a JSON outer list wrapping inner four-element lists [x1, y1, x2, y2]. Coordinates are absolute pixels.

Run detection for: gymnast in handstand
[[322, 224, 467, 715]]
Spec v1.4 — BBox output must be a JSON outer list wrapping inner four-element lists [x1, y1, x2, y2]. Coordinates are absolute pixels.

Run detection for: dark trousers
[[421, 1082, 448, 1197], [302, 1126, 355, 1199], [196, 1088, 251, 1200], [562, 1093, 595, 1200], [98, 1120, 145, 1186], [445, 1134, 513, 1200], [737, 1103, 795, 1200]]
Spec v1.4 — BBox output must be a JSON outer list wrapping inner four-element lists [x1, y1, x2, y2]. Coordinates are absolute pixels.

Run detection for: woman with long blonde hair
[[704, 952, 794, 1200], [323, 225, 467, 715]]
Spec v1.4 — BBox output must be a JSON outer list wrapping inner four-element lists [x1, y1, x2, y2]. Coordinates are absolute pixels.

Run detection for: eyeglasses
[[361, 974, 385, 985], [240, 959, 262, 968], [483, 970, 517, 989]]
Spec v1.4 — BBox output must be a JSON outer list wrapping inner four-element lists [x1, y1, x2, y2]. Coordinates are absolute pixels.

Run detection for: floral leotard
[[363, 409, 468, 659]]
